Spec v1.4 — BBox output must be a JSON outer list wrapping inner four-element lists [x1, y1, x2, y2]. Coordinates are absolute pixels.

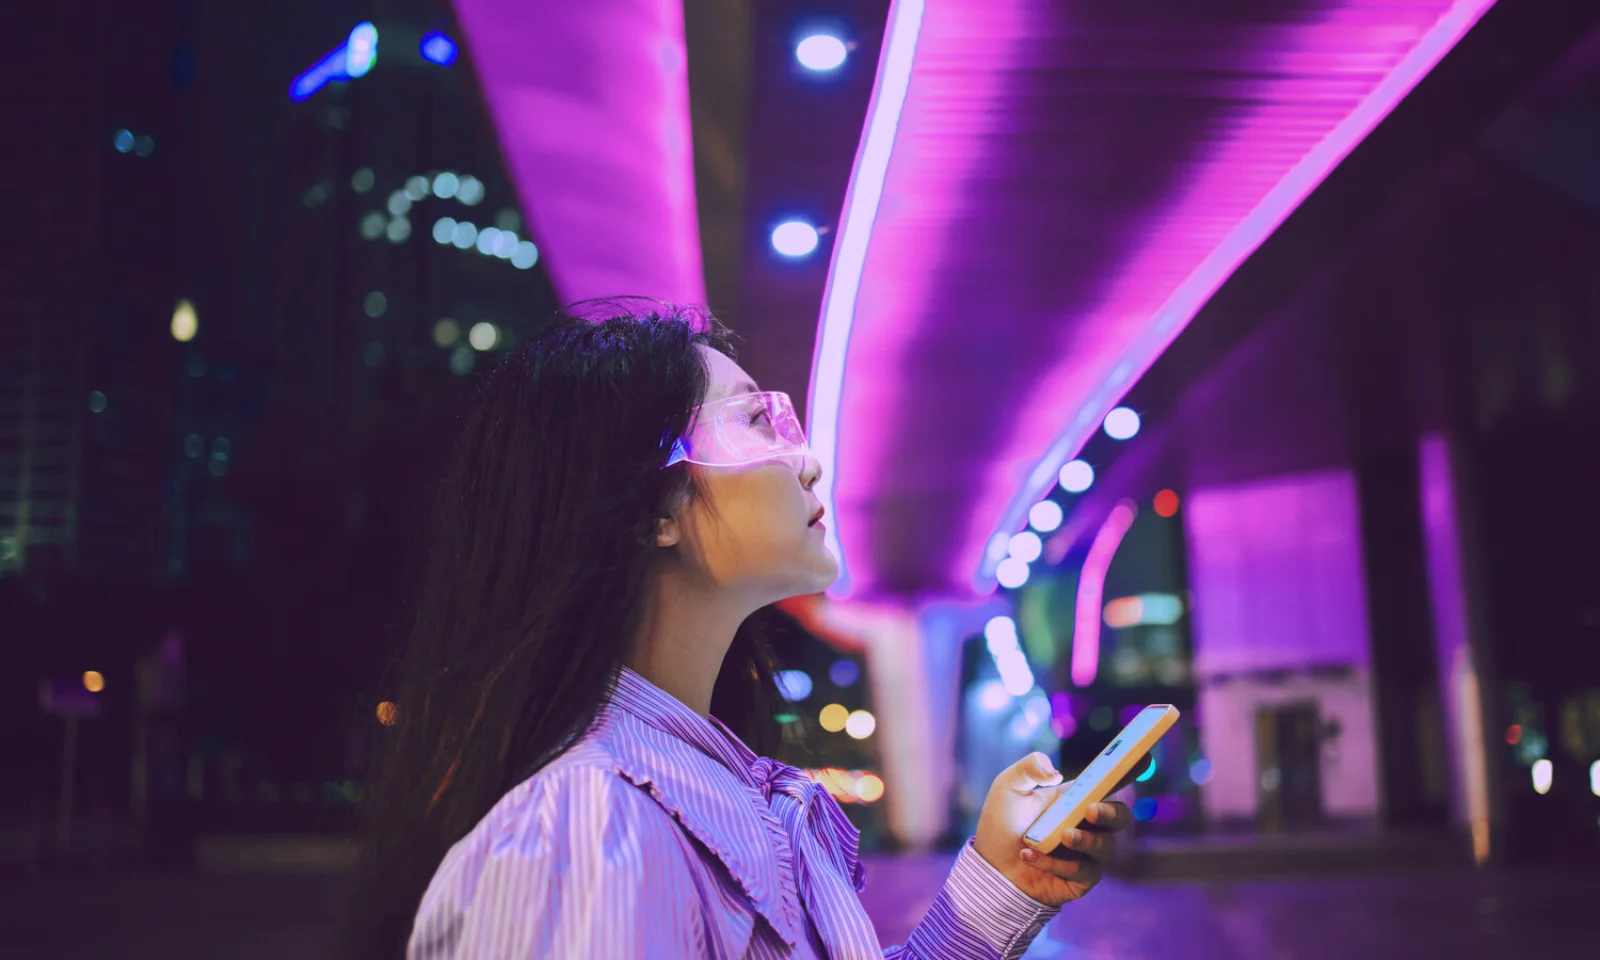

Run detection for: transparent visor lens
[[667, 391, 808, 467]]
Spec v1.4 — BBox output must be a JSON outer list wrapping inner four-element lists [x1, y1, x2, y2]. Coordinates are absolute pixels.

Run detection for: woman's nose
[[797, 453, 823, 491]]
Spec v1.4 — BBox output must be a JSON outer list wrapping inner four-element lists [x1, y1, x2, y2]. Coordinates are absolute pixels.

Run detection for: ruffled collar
[[601, 667, 808, 948]]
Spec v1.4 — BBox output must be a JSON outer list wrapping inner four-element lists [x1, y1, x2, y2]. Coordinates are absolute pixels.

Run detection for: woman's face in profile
[[669, 346, 838, 600]]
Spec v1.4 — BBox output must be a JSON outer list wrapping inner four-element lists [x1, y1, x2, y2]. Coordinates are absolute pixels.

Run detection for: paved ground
[[860, 852, 1600, 959], [3, 852, 1598, 958]]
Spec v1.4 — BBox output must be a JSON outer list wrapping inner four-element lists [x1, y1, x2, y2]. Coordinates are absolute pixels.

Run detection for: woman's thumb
[[1004, 751, 1064, 792]]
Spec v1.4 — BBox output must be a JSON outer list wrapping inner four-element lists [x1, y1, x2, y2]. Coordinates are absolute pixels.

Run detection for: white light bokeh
[[796, 34, 848, 71], [1008, 531, 1042, 563], [468, 321, 499, 351], [1059, 459, 1094, 493], [845, 709, 876, 739], [771, 220, 820, 257], [1028, 499, 1063, 533], [1104, 406, 1141, 440], [995, 556, 1030, 589]]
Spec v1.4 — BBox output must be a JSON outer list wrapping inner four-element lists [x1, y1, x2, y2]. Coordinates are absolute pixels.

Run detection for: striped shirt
[[409, 667, 1059, 959]]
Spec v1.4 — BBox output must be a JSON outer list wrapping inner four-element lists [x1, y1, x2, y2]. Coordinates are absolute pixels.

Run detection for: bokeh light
[[855, 773, 885, 803], [845, 709, 876, 739], [819, 703, 848, 732], [360, 212, 387, 240], [1132, 797, 1158, 821], [433, 318, 461, 347], [1059, 459, 1094, 493], [1532, 758, 1553, 795], [776, 669, 813, 701], [1008, 531, 1042, 563], [1104, 406, 1141, 440], [1029, 499, 1063, 533], [376, 701, 399, 726], [1137, 757, 1158, 782], [1190, 758, 1214, 784], [468, 322, 499, 351], [829, 659, 859, 687], [984, 615, 1017, 647], [995, 556, 1030, 589], [977, 680, 1010, 712], [771, 221, 820, 258], [170, 298, 198, 342], [1153, 489, 1180, 517], [82, 671, 105, 693], [796, 34, 848, 71], [345, 22, 378, 78], [420, 32, 458, 66], [511, 241, 540, 269]]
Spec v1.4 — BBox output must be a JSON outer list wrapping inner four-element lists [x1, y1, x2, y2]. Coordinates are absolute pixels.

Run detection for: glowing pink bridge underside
[[809, 0, 1496, 599], [452, 0, 705, 305]]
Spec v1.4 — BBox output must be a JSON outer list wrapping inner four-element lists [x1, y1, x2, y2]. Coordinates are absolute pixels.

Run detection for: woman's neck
[[626, 570, 752, 716]]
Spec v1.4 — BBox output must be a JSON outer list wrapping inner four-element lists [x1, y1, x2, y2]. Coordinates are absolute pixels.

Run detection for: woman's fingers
[[1056, 826, 1116, 863], [1081, 800, 1131, 833], [1019, 849, 1103, 887]]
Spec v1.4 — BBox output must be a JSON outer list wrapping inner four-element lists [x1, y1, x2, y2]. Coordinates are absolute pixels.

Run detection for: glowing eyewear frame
[[663, 390, 810, 468]]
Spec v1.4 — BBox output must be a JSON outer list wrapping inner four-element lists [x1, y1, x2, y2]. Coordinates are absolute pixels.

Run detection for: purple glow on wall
[[451, 0, 704, 304], [807, 0, 926, 599], [971, 0, 1496, 591], [1185, 470, 1372, 674], [1070, 501, 1136, 687], [1183, 469, 1380, 821]]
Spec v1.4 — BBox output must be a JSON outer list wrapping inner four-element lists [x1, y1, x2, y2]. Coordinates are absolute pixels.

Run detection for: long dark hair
[[347, 300, 789, 958]]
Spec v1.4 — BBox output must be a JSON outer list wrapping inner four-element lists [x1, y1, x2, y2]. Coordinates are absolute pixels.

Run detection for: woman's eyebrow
[[733, 382, 760, 395]]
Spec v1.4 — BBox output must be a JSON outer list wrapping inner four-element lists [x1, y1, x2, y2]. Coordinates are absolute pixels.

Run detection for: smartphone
[[1022, 704, 1181, 854]]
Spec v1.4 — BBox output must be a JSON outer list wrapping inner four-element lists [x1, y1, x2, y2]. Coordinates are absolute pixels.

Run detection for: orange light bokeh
[[376, 701, 399, 726]]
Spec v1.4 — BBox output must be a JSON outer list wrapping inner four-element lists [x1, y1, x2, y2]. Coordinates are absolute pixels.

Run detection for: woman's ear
[[654, 514, 681, 548]]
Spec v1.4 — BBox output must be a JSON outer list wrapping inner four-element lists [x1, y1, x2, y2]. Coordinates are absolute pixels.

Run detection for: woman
[[351, 301, 1140, 959]]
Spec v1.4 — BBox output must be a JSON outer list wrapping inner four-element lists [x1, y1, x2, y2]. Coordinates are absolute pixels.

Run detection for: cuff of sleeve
[[904, 840, 1061, 960]]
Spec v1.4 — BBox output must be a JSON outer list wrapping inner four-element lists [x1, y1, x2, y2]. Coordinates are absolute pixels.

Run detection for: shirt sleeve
[[884, 840, 1061, 960], [408, 765, 711, 960]]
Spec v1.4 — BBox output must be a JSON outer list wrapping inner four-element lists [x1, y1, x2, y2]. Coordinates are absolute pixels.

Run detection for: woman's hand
[[972, 751, 1148, 906]]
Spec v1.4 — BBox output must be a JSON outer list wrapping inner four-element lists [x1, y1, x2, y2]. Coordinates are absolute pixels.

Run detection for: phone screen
[[1023, 706, 1167, 842]]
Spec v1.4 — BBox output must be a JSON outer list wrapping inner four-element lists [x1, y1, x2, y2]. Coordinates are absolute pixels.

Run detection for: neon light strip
[[807, 0, 926, 599], [1070, 501, 1136, 687], [974, 0, 1497, 590]]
